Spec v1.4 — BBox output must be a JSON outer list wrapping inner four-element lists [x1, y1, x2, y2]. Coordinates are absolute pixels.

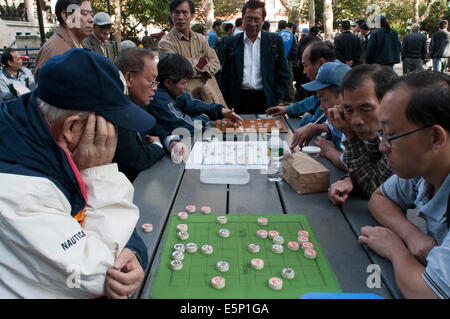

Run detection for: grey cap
[[94, 12, 113, 26]]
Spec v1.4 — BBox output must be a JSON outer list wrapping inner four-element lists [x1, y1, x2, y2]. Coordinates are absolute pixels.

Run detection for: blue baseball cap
[[36, 48, 155, 132], [301, 62, 351, 91]]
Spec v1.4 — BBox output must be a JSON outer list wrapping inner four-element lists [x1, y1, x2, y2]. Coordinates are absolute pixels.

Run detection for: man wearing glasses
[[158, 0, 226, 106], [359, 71, 450, 299], [113, 47, 187, 182], [327, 64, 397, 205]]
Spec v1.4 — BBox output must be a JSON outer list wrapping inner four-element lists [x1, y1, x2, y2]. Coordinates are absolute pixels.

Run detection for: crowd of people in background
[[0, 0, 449, 300]]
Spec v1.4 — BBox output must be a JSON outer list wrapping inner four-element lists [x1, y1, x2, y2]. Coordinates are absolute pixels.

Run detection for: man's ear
[[163, 78, 172, 88], [123, 71, 134, 89], [431, 124, 448, 151], [62, 114, 84, 147]]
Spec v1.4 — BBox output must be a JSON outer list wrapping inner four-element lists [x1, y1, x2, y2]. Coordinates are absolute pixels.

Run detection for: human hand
[[265, 106, 287, 116], [105, 248, 144, 299], [327, 105, 355, 139], [302, 112, 311, 118], [328, 176, 353, 205], [170, 141, 189, 164], [72, 113, 117, 170], [289, 123, 318, 149], [145, 135, 161, 145], [404, 230, 437, 264], [222, 108, 243, 126], [359, 226, 409, 260], [196, 56, 208, 69], [314, 136, 335, 157]]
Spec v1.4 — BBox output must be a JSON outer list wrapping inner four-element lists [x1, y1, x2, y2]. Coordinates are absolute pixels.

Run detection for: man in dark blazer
[[83, 12, 115, 61], [219, 0, 290, 114]]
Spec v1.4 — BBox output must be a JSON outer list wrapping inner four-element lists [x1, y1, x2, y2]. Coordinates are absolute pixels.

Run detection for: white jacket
[[0, 163, 139, 298]]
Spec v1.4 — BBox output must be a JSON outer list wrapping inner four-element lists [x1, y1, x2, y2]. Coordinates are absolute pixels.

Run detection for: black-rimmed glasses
[[377, 126, 432, 148]]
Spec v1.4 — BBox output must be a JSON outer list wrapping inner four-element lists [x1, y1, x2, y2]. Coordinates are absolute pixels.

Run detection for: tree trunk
[[308, 0, 315, 28], [323, 0, 333, 40], [413, 0, 420, 23], [279, 0, 304, 29], [114, 0, 122, 46], [203, 0, 214, 33], [419, 0, 438, 22]]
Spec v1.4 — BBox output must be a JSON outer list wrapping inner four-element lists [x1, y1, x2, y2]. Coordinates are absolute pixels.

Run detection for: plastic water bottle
[[267, 130, 283, 182]]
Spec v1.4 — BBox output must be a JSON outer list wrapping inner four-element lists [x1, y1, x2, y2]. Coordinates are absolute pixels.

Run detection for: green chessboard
[[150, 214, 342, 299]]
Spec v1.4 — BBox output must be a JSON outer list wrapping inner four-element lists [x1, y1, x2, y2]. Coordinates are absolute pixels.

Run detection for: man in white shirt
[[219, 0, 290, 114]]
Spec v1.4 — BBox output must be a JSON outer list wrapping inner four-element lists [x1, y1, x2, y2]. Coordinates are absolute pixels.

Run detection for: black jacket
[[113, 123, 170, 183], [365, 28, 401, 65], [334, 31, 362, 65], [401, 31, 427, 60], [219, 31, 290, 111], [430, 29, 450, 58]]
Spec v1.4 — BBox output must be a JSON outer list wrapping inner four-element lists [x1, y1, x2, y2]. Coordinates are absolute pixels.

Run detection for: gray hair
[[36, 97, 89, 126], [411, 23, 420, 31]]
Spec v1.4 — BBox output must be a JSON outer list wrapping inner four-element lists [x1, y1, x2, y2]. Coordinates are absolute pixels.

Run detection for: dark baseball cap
[[36, 48, 155, 132], [301, 62, 351, 91]]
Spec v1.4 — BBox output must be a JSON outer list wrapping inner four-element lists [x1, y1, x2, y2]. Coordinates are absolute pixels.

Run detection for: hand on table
[[222, 108, 243, 126], [328, 176, 353, 206], [170, 141, 189, 164], [327, 105, 355, 139], [358, 226, 408, 260], [105, 248, 144, 299], [145, 135, 161, 145], [289, 123, 319, 149], [265, 106, 287, 116], [72, 113, 117, 170], [314, 136, 335, 157]]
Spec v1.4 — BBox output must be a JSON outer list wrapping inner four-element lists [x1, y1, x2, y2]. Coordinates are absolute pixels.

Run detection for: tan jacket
[[34, 25, 84, 81], [83, 33, 115, 62], [158, 28, 227, 106]]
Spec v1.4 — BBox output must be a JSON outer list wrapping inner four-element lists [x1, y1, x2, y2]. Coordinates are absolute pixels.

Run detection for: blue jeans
[[433, 58, 448, 73]]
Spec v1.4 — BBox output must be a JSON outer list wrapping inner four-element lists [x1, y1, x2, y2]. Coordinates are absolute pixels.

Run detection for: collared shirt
[[342, 136, 394, 198], [381, 174, 450, 299], [92, 33, 107, 56], [0, 67, 35, 102], [242, 31, 263, 91]]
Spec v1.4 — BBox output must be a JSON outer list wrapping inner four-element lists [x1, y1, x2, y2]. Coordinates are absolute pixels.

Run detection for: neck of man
[[66, 27, 84, 47], [423, 147, 450, 195], [246, 32, 258, 43], [179, 28, 190, 39], [5, 66, 19, 77]]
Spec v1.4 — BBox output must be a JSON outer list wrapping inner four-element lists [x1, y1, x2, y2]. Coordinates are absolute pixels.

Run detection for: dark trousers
[[239, 89, 267, 114]]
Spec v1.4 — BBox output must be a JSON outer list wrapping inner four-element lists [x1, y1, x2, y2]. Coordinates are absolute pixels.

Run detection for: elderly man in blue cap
[[0, 48, 152, 299], [290, 62, 351, 171]]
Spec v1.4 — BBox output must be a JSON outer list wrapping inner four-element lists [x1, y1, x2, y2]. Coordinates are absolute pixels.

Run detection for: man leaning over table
[[113, 47, 188, 182], [0, 49, 149, 298], [327, 64, 397, 206], [265, 41, 335, 126], [359, 71, 450, 299]]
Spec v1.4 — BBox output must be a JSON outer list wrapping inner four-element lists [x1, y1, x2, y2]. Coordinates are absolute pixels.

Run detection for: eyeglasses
[[243, 16, 262, 24], [377, 126, 432, 148], [150, 80, 159, 88]]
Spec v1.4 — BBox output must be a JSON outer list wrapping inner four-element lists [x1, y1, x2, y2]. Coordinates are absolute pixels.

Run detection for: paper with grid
[[150, 214, 342, 299], [185, 141, 289, 170]]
